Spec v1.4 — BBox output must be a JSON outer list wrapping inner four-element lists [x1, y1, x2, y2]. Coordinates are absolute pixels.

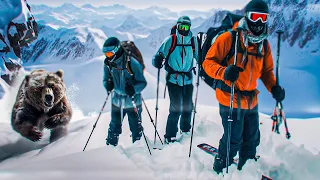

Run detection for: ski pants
[[106, 104, 143, 146], [217, 104, 260, 165], [164, 82, 193, 139]]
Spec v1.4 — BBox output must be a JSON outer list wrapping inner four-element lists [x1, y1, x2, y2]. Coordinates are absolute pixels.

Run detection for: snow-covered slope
[[0, 99, 319, 180], [116, 15, 151, 35]]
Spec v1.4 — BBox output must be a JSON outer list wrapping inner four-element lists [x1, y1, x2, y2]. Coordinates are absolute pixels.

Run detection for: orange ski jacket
[[202, 22, 276, 109]]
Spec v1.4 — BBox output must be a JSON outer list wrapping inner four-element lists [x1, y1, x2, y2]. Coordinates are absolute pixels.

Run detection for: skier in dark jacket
[[203, 0, 285, 173], [152, 16, 198, 143], [102, 37, 147, 146]]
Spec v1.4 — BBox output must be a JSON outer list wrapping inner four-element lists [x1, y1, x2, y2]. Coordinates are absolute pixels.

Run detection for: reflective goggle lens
[[248, 12, 268, 23], [178, 24, 190, 31], [102, 46, 116, 53], [105, 52, 115, 58]]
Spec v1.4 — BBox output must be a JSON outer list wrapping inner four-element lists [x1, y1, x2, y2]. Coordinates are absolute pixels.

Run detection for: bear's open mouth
[[44, 101, 53, 107]]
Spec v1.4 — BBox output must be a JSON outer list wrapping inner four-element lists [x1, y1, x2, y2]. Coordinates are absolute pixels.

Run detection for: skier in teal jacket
[[152, 16, 198, 143]]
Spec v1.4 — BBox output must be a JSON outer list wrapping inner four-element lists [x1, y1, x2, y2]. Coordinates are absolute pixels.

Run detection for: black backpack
[[197, 12, 268, 90]]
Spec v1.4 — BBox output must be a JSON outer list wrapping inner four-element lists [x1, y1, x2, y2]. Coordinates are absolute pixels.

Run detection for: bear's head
[[24, 69, 66, 111]]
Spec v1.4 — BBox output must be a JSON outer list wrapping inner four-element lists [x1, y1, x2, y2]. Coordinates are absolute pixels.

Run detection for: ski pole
[[226, 27, 243, 173], [154, 68, 160, 145], [188, 33, 203, 158], [131, 97, 152, 155], [188, 65, 200, 157], [83, 92, 111, 151], [271, 30, 291, 139], [141, 97, 163, 145]]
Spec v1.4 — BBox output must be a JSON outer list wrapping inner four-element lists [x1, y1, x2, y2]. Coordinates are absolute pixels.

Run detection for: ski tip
[[261, 175, 272, 180], [197, 143, 209, 147]]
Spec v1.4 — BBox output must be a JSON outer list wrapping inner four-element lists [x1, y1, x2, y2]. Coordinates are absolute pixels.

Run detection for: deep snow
[[0, 99, 320, 180]]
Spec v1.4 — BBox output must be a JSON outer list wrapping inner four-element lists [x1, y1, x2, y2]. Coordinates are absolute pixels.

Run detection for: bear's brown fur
[[11, 69, 72, 142]]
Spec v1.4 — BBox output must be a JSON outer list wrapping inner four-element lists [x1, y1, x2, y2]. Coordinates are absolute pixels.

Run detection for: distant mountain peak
[[81, 4, 95, 9]]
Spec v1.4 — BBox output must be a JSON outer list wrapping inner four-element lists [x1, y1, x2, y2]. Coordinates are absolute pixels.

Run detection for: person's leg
[[213, 104, 244, 174], [238, 105, 260, 170], [127, 105, 143, 143], [180, 84, 194, 133], [106, 104, 125, 146], [164, 82, 183, 142]]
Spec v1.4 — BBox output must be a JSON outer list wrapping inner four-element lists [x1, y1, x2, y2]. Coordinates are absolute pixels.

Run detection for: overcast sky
[[27, 0, 251, 11]]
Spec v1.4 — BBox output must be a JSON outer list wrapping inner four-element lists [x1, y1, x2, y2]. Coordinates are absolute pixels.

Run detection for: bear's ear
[[56, 69, 64, 78]]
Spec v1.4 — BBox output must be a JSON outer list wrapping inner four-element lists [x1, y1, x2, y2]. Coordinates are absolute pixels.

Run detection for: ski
[[197, 143, 272, 180]]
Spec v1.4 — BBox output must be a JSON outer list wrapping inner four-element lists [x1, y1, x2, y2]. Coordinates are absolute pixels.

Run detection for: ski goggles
[[177, 24, 190, 31], [103, 45, 120, 58], [247, 12, 269, 23]]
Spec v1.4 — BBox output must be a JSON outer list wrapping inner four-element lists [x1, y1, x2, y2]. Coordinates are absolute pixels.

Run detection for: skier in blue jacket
[[152, 16, 198, 143], [102, 37, 147, 146]]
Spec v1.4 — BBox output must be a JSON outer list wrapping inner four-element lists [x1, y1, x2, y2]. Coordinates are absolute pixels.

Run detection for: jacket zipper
[[182, 35, 184, 85], [182, 36, 184, 66]]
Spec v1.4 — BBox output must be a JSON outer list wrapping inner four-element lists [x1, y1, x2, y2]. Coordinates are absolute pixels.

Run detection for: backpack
[[120, 40, 145, 71], [197, 12, 268, 90]]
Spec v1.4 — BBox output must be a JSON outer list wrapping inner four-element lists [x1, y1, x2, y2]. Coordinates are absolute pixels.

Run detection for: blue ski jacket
[[103, 53, 147, 109], [152, 30, 198, 86]]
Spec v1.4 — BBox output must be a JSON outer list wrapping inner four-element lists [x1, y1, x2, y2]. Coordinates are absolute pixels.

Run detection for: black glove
[[223, 65, 243, 82], [125, 83, 135, 97], [153, 54, 164, 69], [106, 79, 114, 93], [271, 85, 285, 102]]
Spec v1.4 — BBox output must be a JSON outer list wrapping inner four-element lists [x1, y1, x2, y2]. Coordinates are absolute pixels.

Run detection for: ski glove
[[153, 54, 164, 69], [106, 79, 114, 93], [271, 85, 285, 102], [125, 83, 135, 97], [223, 65, 243, 82]]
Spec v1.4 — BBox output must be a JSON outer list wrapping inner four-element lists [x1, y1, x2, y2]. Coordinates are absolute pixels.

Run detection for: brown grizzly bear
[[11, 69, 72, 142]]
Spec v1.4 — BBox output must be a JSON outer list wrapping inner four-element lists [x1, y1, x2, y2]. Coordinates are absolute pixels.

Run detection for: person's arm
[[131, 60, 147, 94], [260, 42, 277, 92], [102, 63, 111, 91], [152, 36, 173, 67]]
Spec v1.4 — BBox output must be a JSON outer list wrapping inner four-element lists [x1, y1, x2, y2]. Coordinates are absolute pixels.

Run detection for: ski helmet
[[176, 16, 191, 36], [102, 37, 123, 60], [245, 0, 269, 36]]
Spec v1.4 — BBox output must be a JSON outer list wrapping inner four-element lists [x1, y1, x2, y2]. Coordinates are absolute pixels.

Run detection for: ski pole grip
[[276, 30, 284, 34]]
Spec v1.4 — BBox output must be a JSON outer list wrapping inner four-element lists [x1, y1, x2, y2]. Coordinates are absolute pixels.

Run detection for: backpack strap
[[263, 39, 268, 55], [191, 37, 195, 55], [168, 34, 177, 59], [221, 30, 237, 66], [126, 52, 134, 76]]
